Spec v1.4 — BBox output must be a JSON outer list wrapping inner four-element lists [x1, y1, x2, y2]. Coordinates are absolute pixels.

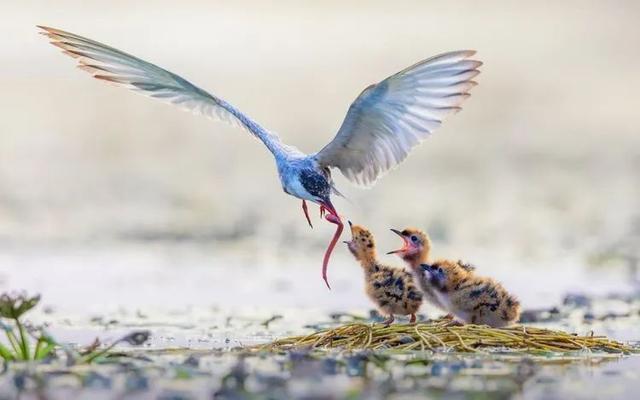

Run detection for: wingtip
[[37, 25, 80, 41], [61, 50, 81, 59], [36, 25, 57, 34], [467, 60, 483, 69], [77, 64, 100, 74], [37, 26, 58, 40], [50, 41, 68, 50], [459, 50, 483, 66], [37, 25, 64, 34], [94, 74, 121, 83]]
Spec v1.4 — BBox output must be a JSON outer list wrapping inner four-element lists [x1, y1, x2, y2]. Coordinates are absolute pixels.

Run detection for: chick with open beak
[[344, 222, 423, 326], [387, 228, 432, 267], [388, 228, 475, 272], [387, 228, 448, 313]]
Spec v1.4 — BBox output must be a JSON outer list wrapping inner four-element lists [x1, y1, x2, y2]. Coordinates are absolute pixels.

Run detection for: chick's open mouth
[[387, 229, 411, 255]]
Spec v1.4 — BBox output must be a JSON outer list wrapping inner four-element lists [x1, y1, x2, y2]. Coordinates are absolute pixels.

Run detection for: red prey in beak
[[319, 199, 343, 290]]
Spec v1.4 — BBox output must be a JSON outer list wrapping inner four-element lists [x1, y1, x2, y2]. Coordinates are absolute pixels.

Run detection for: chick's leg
[[410, 314, 417, 324], [382, 314, 395, 327]]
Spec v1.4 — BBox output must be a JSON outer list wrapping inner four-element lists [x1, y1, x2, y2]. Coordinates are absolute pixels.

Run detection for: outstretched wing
[[314, 51, 481, 186], [38, 26, 285, 156]]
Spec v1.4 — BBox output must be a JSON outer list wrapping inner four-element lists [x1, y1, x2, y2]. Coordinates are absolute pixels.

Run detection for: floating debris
[[255, 319, 637, 354], [122, 331, 151, 346]]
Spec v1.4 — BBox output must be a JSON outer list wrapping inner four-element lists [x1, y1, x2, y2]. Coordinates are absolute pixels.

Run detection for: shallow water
[[0, 305, 638, 399], [0, 227, 639, 397], [1, 240, 638, 399]]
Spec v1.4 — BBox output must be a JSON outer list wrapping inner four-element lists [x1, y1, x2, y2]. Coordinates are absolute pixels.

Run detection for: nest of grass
[[257, 319, 636, 354]]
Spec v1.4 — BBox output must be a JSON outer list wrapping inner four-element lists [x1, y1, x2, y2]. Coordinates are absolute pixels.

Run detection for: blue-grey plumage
[[38, 25, 481, 289]]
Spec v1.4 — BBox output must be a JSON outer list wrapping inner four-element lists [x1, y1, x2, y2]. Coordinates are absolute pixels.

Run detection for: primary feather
[[37, 25, 288, 157], [314, 51, 481, 186]]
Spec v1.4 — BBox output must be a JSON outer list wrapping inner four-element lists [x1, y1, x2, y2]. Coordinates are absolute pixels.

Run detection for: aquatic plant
[[0, 293, 56, 361], [257, 319, 637, 354], [0, 292, 150, 363]]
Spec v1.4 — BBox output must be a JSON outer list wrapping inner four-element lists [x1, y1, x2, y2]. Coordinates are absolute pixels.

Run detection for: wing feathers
[[38, 25, 286, 156], [315, 50, 480, 186]]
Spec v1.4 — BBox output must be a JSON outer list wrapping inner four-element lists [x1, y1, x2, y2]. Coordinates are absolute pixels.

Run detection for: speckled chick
[[344, 222, 423, 325], [387, 228, 475, 312], [421, 259, 520, 327]]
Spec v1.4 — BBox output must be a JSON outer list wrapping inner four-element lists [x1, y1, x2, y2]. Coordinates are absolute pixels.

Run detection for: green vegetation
[[0, 293, 55, 361], [0, 292, 149, 363]]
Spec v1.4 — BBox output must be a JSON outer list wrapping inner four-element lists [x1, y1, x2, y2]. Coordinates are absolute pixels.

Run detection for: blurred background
[[1, 1, 639, 314]]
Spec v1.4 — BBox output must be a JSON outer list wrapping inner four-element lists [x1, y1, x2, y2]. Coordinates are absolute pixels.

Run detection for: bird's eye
[[437, 267, 443, 273], [410, 235, 419, 243]]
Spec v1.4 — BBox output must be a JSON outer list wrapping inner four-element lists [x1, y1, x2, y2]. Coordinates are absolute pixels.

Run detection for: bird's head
[[343, 221, 377, 264], [421, 259, 468, 292], [387, 228, 431, 267], [419, 262, 448, 290]]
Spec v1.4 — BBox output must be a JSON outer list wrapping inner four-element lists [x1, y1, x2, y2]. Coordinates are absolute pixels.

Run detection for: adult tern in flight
[[38, 25, 481, 289]]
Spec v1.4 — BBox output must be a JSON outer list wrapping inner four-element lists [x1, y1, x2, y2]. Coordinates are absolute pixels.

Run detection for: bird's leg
[[319, 204, 326, 218], [410, 314, 417, 324], [320, 201, 343, 290], [382, 314, 395, 327], [301, 200, 313, 228]]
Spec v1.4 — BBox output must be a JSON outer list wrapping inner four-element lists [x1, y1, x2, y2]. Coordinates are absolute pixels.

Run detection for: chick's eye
[[410, 235, 419, 243]]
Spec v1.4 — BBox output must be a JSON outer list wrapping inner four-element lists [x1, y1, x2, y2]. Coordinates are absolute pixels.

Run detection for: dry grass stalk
[[256, 320, 636, 354]]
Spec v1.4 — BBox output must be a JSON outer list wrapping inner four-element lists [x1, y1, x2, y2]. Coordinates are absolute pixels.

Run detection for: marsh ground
[[0, 242, 639, 398]]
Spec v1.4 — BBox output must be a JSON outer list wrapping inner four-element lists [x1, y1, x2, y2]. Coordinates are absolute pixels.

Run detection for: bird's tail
[[322, 165, 351, 204]]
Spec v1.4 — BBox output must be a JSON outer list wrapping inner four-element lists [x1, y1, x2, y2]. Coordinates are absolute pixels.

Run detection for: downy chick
[[344, 222, 423, 325], [387, 228, 474, 313], [422, 259, 520, 327]]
